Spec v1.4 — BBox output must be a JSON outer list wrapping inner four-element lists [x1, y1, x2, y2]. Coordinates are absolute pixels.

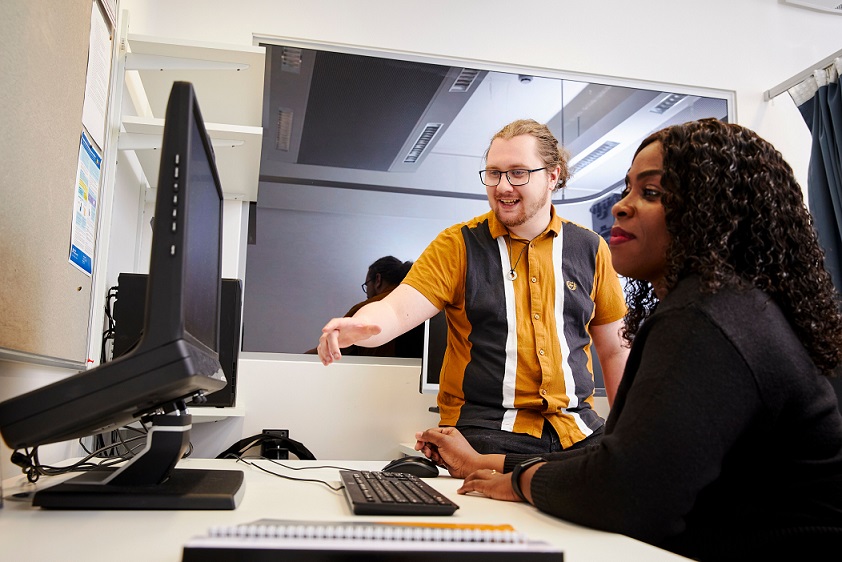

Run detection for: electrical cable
[[13, 445, 129, 484], [233, 455, 348, 492], [100, 285, 119, 363], [17, 419, 193, 484]]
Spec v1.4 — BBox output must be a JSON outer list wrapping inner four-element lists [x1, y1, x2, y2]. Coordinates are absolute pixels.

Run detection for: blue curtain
[[790, 59, 842, 294]]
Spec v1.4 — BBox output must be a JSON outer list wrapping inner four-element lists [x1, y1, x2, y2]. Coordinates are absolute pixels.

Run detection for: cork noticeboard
[[0, 1, 98, 364]]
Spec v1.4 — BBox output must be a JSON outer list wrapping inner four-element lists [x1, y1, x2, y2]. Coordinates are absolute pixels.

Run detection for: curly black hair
[[621, 118, 842, 374]]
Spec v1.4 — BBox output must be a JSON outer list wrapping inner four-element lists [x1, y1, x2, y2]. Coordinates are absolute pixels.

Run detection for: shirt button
[[534, 313, 540, 320], [531, 277, 537, 283], [538, 349, 545, 356], [541, 389, 548, 396]]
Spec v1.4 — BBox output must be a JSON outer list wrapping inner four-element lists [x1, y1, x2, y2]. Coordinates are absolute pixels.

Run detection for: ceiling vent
[[450, 69, 481, 92], [783, 0, 842, 13], [280, 47, 303, 73], [570, 141, 619, 175], [276, 108, 293, 151], [403, 123, 443, 163], [650, 93, 686, 114], [260, 45, 488, 175]]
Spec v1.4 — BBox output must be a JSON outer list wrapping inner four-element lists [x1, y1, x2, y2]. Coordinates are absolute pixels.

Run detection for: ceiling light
[[570, 141, 619, 174]]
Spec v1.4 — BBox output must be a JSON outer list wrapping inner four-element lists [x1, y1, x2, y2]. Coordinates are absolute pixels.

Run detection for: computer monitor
[[419, 311, 447, 396], [0, 82, 244, 509]]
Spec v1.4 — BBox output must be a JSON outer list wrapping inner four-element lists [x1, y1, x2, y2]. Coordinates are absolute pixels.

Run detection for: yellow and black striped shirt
[[403, 208, 626, 448]]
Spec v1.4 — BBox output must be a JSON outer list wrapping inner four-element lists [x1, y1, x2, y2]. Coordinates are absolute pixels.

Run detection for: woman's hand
[[458, 469, 521, 501], [414, 427, 500, 478]]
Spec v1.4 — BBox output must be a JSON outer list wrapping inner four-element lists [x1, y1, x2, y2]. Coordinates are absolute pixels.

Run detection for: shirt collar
[[488, 206, 562, 240]]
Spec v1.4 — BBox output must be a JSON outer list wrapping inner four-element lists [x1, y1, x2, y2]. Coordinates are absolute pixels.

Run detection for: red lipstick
[[609, 226, 635, 246]]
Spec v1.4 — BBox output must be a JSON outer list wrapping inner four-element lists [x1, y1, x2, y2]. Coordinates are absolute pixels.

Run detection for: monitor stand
[[32, 407, 244, 510]]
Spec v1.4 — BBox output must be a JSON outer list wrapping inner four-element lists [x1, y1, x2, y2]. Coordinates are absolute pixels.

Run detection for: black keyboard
[[339, 470, 459, 516]]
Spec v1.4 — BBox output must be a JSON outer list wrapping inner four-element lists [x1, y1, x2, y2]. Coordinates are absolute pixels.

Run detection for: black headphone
[[216, 431, 316, 460]]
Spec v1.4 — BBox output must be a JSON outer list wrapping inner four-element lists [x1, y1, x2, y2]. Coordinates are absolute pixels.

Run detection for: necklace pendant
[[508, 270, 518, 281]]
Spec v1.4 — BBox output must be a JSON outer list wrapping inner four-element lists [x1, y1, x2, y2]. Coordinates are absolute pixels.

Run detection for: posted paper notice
[[69, 131, 101, 276]]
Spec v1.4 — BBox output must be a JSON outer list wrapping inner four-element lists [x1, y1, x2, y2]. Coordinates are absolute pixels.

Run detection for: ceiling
[[257, 44, 731, 205]]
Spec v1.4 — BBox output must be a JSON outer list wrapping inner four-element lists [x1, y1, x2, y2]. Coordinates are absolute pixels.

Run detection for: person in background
[[347, 256, 423, 358], [415, 118, 842, 561], [306, 256, 423, 358], [317, 119, 629, 455]]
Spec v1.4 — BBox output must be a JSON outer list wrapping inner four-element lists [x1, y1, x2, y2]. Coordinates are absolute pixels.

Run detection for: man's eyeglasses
[[479, 167, 546, 187], [361, 278, 373, 294]]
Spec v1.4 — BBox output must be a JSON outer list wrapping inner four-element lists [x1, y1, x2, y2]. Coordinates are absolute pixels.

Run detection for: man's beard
[[494, 188, 550, 228]]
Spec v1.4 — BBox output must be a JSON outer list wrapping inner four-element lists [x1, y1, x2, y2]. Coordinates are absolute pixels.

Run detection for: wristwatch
[[511, 457, 544, 503]]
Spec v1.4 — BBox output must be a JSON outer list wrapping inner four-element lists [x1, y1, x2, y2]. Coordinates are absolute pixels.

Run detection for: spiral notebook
[[182, 519, 564, 561]]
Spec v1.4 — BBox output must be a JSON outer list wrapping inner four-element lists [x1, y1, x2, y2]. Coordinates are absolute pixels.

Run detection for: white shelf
[[191, 403, 245, 423], [119, 34, 266, 202], [120, 115, 262, 201], [126, 34, 265, 127]]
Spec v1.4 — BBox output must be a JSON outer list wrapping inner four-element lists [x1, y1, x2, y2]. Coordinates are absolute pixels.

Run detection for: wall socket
[[261, 429, 290, 459]]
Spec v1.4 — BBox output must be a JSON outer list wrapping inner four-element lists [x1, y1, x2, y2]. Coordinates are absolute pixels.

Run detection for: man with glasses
[[317, 119, 628, 455]]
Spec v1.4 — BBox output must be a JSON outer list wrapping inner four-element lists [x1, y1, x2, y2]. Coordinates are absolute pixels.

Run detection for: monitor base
[[32, 467, 245, 510]]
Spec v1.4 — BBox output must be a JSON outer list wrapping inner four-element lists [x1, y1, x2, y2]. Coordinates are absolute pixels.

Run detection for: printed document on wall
[[81, 2, 113, 149], [69, 131, 101, 276]]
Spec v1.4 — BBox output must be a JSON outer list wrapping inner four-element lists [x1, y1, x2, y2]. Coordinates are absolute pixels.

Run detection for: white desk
[[1, 459, 687, 561]]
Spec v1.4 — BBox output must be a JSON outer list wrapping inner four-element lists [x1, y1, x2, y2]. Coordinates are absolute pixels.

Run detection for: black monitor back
[[0, 81, 226, 449]]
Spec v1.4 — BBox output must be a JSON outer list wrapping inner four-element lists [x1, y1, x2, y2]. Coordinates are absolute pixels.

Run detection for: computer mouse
[[382, 455, 441, 478]]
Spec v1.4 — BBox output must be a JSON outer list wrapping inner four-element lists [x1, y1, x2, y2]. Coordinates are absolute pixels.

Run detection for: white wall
[[0, 361, 85, 481], [190, 354, 440, 460]]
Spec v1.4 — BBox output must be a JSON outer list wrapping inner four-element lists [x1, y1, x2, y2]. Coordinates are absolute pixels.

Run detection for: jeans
[[458, 420, 604, 455]]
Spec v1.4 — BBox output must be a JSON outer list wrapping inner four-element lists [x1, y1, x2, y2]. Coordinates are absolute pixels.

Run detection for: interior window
[[243, 41, 733, 356]]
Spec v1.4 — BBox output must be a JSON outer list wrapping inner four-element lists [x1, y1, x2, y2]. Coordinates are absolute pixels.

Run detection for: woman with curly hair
[[415, 118, 842, 560]]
